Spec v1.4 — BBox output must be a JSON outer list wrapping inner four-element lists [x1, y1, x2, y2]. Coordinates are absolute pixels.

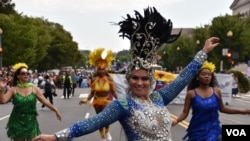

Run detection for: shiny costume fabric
[[6, 90, 40, 139], [183, 89, 221, 141], [55, 50, 207, 141], [91, 95, 110, 106]]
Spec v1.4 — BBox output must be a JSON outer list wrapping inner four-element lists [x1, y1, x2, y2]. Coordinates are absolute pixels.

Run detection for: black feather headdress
[[118, 7, 181, 70]]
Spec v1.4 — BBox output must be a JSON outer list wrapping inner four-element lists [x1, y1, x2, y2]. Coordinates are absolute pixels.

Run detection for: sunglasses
[[19, 72, 30, 76], [130, 75, 150, 81]]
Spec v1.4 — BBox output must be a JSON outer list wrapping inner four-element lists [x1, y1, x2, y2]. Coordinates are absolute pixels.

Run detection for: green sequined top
[[6, 87, 40, 139]]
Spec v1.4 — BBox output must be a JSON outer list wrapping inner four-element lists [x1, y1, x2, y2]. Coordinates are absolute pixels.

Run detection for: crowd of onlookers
[[0, 66, 93, 95]]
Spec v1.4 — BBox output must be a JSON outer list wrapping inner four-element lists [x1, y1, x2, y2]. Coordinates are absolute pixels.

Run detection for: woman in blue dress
[[32, 7, 220, 141], [172, 61, 250, 141]]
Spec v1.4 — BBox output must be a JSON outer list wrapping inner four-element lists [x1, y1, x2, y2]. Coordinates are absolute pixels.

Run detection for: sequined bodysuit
[[54, 50, 207, 141]]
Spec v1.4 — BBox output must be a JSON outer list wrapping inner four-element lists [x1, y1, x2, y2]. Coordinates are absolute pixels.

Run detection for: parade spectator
[[62, 71, 72, 99], [232, 73, 239, 97], [40, 74, 56, 110]]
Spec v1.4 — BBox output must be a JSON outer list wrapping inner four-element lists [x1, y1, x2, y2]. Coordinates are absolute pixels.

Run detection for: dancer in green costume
[[0, 63, 62, 141]]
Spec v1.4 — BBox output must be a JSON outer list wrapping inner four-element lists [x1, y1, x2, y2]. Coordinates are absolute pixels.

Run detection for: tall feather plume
[[117, 7, 181, 70]]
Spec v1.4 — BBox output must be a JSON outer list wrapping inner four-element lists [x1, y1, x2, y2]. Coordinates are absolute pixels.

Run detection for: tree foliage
[[228, 70, 250, 93], [0, 0, 16, 14], [0, 3, 84, 71]]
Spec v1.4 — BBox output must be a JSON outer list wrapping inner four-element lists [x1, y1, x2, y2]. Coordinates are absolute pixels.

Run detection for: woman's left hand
[[55, 110, 62, 121]]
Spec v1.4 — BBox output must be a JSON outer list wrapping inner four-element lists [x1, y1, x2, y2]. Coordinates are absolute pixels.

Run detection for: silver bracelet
[[54, 128, 70, 141], [194, 50, 207, 64]]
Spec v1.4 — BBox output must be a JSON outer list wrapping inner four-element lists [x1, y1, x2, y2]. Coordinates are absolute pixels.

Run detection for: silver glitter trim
[[54, 128, 70, 141], [194, 50, 207, 64]]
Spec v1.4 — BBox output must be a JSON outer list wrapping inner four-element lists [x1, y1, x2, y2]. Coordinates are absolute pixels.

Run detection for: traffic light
[[227, 52, 231, 58], [231, 60, 235, 65], [0, 48, 2, 54]]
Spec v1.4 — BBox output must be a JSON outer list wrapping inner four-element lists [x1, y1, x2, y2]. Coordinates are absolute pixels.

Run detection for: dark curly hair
[[187, 69, 219, 90]]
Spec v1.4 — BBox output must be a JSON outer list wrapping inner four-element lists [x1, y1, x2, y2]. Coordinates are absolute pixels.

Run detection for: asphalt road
[[1, 88, 250, 141]]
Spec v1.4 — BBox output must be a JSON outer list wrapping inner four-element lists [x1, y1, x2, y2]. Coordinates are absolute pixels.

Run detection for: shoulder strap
[[15, 87, 18, 94], [193, 89, 197, 95]]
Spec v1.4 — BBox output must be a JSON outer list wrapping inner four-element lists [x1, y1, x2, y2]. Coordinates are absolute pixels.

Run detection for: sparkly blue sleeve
[[54, 100, 127, 141], [157, 50, 207, 105]]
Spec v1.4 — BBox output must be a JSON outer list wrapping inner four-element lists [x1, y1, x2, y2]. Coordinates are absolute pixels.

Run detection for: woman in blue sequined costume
[[172, 61, 250, 141], [32, 7, 220, 141], [0, 63, 62, 141]]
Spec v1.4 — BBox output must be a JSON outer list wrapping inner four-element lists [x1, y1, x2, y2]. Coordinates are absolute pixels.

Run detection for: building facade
[[230, 0, 250, 18]]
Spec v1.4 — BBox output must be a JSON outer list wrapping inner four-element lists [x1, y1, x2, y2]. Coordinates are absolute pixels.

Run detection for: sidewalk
[[235, 91, 250, 98]]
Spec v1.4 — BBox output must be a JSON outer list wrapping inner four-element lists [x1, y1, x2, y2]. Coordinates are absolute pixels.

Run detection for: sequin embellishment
[[129, 96, 172, 141]]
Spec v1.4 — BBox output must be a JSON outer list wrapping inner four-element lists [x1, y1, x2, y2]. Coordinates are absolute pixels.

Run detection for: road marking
[[85, 112, 90, 119], [79, 93, 89, 98], [0, 115, 10, 121], [171, 114, 189, 128]]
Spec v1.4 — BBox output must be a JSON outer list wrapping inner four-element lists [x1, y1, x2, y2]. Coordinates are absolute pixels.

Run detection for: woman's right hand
[[32, 134, 56, 141], [79, 98, 88, 105], [202, 37, 220, 53], [171, 119, 178, 127]]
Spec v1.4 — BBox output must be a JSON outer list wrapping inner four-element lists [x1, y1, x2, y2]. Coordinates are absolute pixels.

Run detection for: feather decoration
[[88, 48, 115, 68], [118, 7, 181, 47], [117, 7, 181, 70], [12, 63, 28, 72]]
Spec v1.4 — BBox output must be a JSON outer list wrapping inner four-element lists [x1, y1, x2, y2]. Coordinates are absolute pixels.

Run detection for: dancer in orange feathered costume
[[79, 48, 118, 141]]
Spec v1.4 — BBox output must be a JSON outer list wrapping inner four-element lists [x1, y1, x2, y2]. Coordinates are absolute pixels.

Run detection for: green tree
[[0, 0, 16, 14], [116, 50, 130, 62], [209, 15, 247, 70], [38, 22, 83, 70], [0, 13, 83, 71], [159, 35, 195, 72]]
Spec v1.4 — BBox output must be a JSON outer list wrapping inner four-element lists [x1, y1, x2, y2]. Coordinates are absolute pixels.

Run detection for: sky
[[13, 0, 233, 53]]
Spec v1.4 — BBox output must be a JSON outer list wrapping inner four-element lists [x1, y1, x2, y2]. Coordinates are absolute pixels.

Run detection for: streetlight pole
[[227, 30, 233, 69], [176, 46, 180, 73], [0, 28, 3, 70], [196, 40, 200, 52]]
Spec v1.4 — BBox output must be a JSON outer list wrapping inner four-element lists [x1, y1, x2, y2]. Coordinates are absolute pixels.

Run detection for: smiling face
[[17, 68, 30, 83], [128, 69, 151, 100]]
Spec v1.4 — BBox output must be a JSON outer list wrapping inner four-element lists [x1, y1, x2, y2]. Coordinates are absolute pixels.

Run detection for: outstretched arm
[[217, 87, 250, 114], [172, 90, 194, 126], [35, 87, 62, 121], [79, 83, 95, 104], [158, 37, 220, 104], [32, 100, 127, 141]]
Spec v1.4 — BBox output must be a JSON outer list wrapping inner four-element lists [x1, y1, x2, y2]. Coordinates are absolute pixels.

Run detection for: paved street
[[1, 87, 250, 141]]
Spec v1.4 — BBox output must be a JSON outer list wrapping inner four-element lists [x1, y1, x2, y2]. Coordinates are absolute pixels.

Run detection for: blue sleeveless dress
[[183, 88, 221, 141]]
